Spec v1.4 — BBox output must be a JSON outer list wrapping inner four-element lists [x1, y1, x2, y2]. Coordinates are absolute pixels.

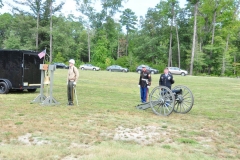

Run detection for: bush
[[150, 63, 165, 73], [92, 57, 115, 70], [75, 60, 85, 68], [115, 56, 128, 67], [115, 54, 141, 72], [128, 62, 138, 72]]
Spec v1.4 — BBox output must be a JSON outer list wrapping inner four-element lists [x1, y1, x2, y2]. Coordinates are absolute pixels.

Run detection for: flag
[[38, 49, 46, 59]]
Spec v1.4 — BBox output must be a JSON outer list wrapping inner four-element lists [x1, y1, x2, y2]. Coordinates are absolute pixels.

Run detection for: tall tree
[[11, 0, 43, 50], [220, 0, 240, 75], [120, 8, 137, 55], [92, 30, 109, 65], [168, 0, 178, 67], [44, 0, 64, 62], [87, 25, 91, 62], [11, 0, 63, 59], [199, 0, 221, 74], [49, 0, 53, 63], [188, 0, 199, 75], [52, 15, 88, 62], [101, 0, 124, 16], [75, 0, 95, 62], [172, 1, 181, 68], [0, 13, 13, 48], [175, 14, 181, 68], [0, 0, 3, 8], [2, 13, 36, 49]]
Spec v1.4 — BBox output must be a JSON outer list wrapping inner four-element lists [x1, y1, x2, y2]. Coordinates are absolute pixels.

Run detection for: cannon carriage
[[136, 85, 194, 116]]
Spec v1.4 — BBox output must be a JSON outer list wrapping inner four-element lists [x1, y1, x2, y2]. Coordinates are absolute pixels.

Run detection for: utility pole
[[49, 0, 53, 63]]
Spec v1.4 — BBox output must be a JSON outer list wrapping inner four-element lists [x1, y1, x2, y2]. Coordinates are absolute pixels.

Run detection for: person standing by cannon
[[138, 65, 151, 103], [159, 67, 174, 89], [67, 59, 79, 106]]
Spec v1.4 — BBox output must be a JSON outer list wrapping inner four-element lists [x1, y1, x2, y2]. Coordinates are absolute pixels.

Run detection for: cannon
[[136, 85, 194, 116]]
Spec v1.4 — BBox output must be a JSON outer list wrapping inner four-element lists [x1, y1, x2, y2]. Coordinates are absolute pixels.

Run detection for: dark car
[[106, 65, 128, 72], [53, 62, 68, 69], [136, 65, 159, 74]]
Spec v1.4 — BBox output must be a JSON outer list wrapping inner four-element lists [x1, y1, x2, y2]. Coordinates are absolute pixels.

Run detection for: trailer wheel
[[0, 82, 9, 94], [27, 89, 37, 92]]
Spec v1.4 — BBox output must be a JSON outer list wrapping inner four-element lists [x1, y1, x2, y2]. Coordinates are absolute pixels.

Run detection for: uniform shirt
[[67, 66, 79, 82], [159, 73, 174, 89], [139, 70, 151, 88]]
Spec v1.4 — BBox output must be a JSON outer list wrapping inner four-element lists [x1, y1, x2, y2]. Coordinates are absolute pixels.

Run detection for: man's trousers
[[67, 81, 74, 104], [140, 87, 148, 103]]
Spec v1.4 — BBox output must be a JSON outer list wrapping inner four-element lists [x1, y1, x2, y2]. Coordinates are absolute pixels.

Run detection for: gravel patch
[[18, 133, 51, 145]]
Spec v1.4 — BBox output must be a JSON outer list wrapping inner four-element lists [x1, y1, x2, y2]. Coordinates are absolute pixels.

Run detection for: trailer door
[[0, 50, 23, 89], [23, 54, 41, 87]]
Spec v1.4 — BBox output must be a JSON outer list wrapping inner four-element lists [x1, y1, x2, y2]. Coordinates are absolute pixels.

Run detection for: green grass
[[14, 122, 23, 125], [176, 138, 198, 144], [0, 70, 240, 159]]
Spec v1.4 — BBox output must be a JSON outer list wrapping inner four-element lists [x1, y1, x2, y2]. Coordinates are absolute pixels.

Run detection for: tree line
[[0, 0, 240, 76]]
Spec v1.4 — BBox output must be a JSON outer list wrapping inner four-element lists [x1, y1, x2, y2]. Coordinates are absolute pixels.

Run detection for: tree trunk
[[234, 54, 236, 75], [168, 31, 172, 67], [49, 0, 53, 63], [117, 32, 120, 58], [174, 14, 180, 68], [126, 29, 128, 56], [208, 9, 217, 75], [200, 37, 202, 52], [233, 1, 240, 75], [190, 1, 199, 75], [221, 34, 229, 76], [168, 4, 174, 67], [36, 11, 39, 51], [87, 26, 91, 62]]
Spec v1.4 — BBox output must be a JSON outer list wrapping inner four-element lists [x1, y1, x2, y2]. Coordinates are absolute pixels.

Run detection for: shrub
[[115, 56, 128, 67]]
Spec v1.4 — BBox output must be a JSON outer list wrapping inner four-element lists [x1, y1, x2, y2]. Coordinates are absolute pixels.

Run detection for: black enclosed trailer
[[0, 49, 43, 94]]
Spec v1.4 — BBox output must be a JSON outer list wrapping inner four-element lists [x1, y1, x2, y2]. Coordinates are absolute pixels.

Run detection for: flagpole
[[43, 55, 45, 64], [43, 48, 46, 64]]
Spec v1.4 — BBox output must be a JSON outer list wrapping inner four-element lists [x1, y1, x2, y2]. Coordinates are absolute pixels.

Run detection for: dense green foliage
[[0, 0, 240, 76]]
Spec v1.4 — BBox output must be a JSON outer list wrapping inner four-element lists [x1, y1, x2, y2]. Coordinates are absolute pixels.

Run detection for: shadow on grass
[[8, 89, 39, 94]]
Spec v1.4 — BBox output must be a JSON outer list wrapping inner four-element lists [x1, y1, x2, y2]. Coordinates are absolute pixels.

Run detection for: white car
[[79, 64, 100, 71], [168, 67, 188, 76]]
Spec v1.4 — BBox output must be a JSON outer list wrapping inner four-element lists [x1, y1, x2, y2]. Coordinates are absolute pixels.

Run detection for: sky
[[0, 0, 187, 19], [62, 0, 187, 18]]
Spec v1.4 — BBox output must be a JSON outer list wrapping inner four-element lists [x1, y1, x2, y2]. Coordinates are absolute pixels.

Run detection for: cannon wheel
[[173, 85, 194, 114], [149, 86, 175, 116]]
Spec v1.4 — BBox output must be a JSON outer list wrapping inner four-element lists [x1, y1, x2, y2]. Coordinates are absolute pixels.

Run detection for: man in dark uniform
[[159, 67, 174, 89], [138, 65, 151, 103]]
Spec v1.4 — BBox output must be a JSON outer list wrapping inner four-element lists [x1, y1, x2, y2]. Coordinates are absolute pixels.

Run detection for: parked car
[[168, 67, 188, 76], [79, 64, 100, 71], [136, 65, 159, 74], [106, 65, 128, 72], [53, 62, 68, 69]]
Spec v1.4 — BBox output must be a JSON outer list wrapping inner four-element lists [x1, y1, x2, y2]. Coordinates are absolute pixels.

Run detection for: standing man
[[159, 67, 174, 89], [138, 65, 151, 103], [67, 59, 79, 106]]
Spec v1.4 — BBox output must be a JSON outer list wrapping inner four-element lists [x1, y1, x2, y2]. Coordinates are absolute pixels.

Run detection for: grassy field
[[0, 69, 239, 160]]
